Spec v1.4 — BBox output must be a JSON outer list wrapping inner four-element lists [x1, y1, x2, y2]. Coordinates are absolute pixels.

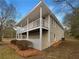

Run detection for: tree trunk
[[0, 31, 2, 42], [0, 23, 3, 42], [0, 32, 2, 42]]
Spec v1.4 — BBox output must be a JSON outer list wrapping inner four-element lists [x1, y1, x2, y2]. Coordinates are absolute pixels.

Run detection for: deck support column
[[27, 18, 29, 40], [16, 33, 18, 39], [48, 15, 51, 46], [40, 6, 42, 50], [16, 33, 17, 39], [20, 24, 23, 39], [27, 32, 29, 40], [18, 33, 19, 39], [21, 33, 22, 39], [19, 33, 21, 39]]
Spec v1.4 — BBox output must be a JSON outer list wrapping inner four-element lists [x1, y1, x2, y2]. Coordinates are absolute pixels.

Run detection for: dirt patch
[[16, 48, 43, 57], [2, 38, 79, 59], [8, 44, 44, 57], [26, 39, 79, 59], [52, 40, 63, 48], [8, 44, 18, 50]]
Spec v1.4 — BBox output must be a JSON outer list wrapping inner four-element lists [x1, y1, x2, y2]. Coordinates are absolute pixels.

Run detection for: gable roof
[[17, 1, 64, 30]]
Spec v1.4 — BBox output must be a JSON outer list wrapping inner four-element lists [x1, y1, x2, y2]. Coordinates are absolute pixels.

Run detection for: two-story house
[[14, 1, 64, 50]]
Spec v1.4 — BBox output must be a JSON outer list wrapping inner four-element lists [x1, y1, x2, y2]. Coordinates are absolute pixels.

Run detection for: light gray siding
[[50, 16, 64, 45], [42, 31, 49, 49]]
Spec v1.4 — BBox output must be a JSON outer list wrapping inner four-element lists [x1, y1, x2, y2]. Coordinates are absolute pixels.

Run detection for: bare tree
[[54, 0, 75, 8], [0, 0, 16, 41]]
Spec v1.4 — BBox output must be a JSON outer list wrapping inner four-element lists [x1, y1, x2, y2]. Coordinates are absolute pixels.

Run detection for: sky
[[5, 0, 79, 23]]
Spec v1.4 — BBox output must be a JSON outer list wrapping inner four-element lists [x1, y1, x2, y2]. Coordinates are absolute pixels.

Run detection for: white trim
[[42, 27, 48, 30], [18, 27, 48, 34], [40, 7, 42, 50], [27, 27, 40, 31], [19, 33, 20, 39], [16, 33, 17, 39], [27, 18, 29, 39], [18, 33, 19, 39], [48, 15, 51, 46], [27, 32, 29, 39], [21, 33, 22, 39]]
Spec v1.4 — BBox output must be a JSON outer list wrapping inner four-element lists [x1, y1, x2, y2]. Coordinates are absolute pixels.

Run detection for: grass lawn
[[0, 44, 24, 59]]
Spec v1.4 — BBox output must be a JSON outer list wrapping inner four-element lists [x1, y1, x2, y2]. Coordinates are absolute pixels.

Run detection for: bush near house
[[16, 40, 33, 50], [11, 40, 18, 45], [10, 40, 33, 50]]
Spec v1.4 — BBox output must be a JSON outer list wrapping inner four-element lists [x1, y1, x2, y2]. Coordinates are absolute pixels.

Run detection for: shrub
[[61, 37, 65, 41], [10, 40, 17, 45], [16, 40, 33, 50]]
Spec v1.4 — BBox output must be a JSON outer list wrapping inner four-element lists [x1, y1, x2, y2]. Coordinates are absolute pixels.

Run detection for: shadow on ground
[[27, 39, 79, 59]]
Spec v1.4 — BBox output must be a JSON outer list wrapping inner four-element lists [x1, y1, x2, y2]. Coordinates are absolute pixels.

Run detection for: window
[[54, 34, 55, 38]]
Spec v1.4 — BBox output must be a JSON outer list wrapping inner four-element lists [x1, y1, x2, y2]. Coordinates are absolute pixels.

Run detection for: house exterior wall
[[41, 16, 49, 50], [50, 16, 64, 45], [50, 17, 54, 45], [16, 9, 64, 50], [16, 15, 64, 50], [28, 31, 41, 50], [42, 31, 48, 49], [40, 15, 64, 50], [27, 39, 40, 50]]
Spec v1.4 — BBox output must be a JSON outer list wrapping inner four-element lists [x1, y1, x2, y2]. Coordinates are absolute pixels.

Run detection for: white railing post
[[27, 18, 29, 40], [48, 15, 51, 46], [40, 6, 42, 50]]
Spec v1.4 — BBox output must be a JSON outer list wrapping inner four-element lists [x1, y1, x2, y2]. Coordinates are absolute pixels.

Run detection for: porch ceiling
[[17, 1, 50, 25], [25, 2, 50, 23]]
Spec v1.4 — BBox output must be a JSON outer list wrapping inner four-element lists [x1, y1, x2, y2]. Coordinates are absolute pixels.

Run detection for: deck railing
[[28, 19, 40, 29], [23, 18, 48, 30], [42, 19, 48, 28]]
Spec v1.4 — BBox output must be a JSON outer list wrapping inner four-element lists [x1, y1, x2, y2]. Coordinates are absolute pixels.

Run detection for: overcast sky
[[6, 0, 79, 23]]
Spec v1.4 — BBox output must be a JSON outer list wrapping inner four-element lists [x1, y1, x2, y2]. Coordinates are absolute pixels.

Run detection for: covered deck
[[15, 1, 52, 50], [16, 29, 48, 50]]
